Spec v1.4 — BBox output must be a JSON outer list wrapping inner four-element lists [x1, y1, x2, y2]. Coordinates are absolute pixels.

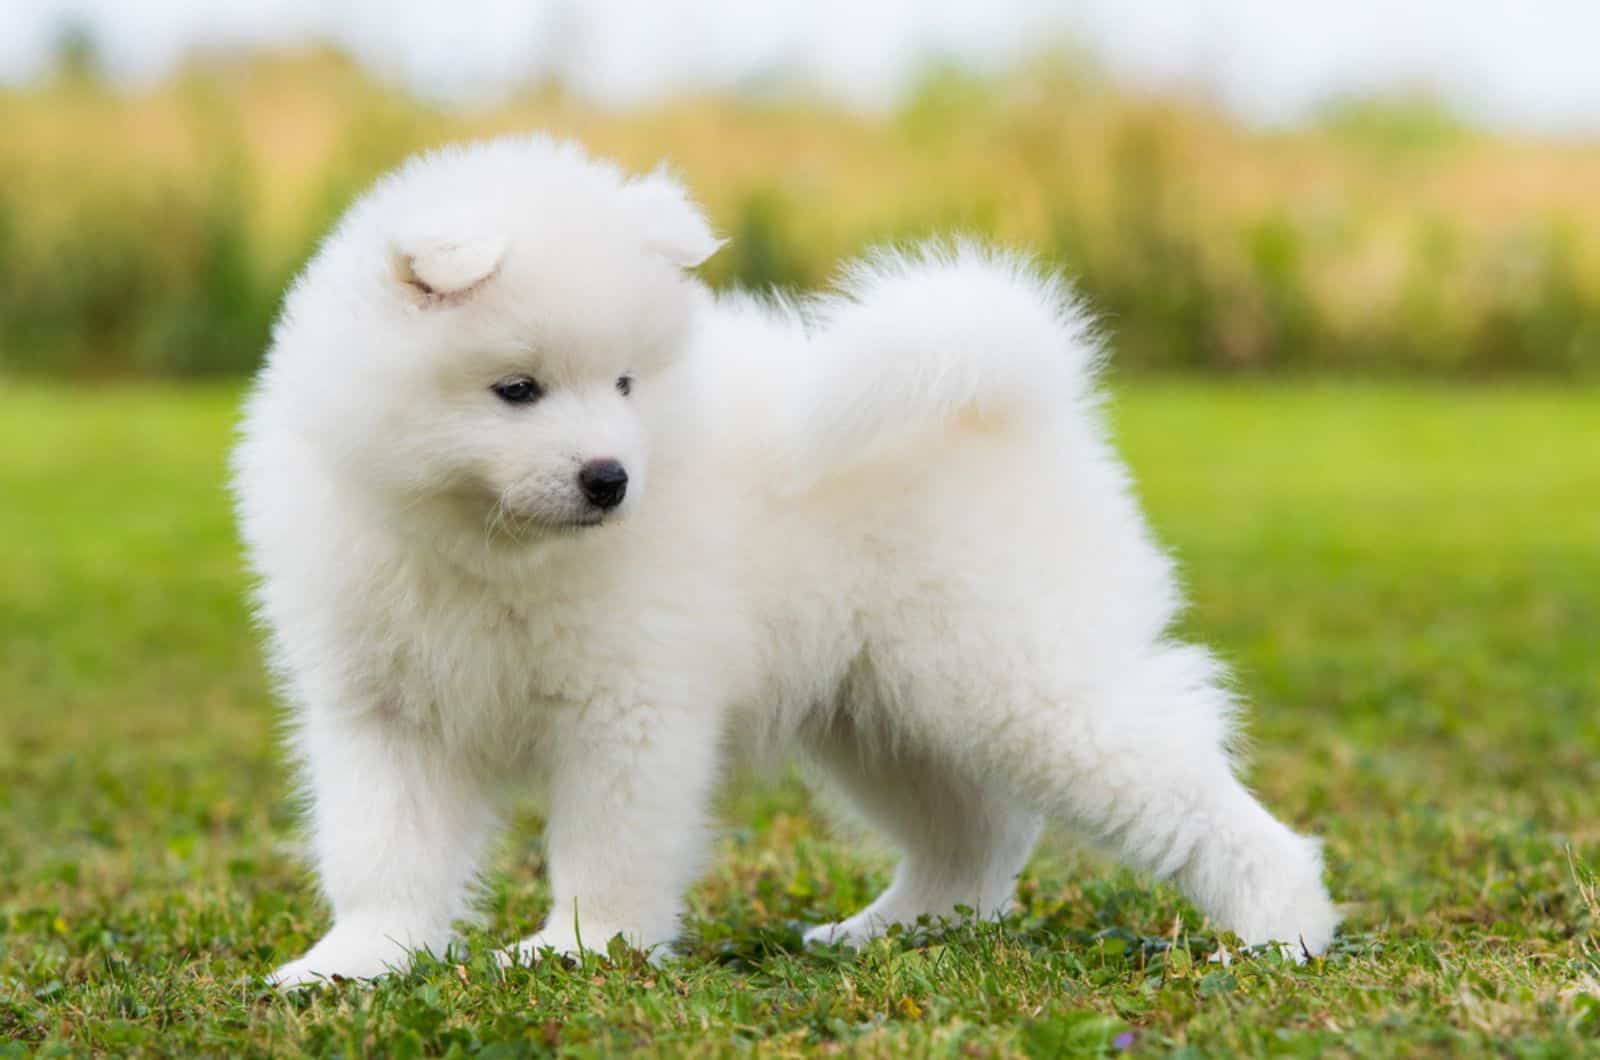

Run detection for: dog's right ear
[[390, 234, 509, 304]]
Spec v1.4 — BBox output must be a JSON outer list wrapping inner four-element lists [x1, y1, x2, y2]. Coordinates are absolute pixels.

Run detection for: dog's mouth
[[484, 501, 615, 544], [554, 511, 608, 530]]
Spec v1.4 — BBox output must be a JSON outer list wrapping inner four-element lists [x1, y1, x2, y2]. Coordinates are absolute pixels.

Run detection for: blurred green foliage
[[1, 50, 1598, 378]]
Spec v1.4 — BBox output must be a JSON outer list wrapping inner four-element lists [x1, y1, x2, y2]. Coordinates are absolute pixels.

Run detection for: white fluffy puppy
[[234, 135, 1338, 987]]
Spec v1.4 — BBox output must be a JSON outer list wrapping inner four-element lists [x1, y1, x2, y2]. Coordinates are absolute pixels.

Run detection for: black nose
[[578, 459, 628, 510]]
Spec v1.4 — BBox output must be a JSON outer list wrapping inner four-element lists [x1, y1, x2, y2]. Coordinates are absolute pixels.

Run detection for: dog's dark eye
[[492, 376, 544, 405], [615, 375, 633, 397]]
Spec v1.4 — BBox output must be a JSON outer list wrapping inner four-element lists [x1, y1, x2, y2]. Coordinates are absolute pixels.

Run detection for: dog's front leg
[[505, 699, 720, 964], [271, 711, 498, 987]]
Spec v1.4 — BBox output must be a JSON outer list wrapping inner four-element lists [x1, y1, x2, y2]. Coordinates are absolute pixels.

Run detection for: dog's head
[[270, 136, 721, 549]]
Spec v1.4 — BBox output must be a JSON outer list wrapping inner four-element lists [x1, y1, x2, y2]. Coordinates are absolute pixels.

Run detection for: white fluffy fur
[[232, 135, 1338, 987]]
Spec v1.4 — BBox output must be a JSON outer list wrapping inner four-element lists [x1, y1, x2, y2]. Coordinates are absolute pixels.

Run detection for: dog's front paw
[[498, 925, 658, 969], [803, 912, 890, 950], [269, 926, 424, 988], [497, 931, 568, 969]]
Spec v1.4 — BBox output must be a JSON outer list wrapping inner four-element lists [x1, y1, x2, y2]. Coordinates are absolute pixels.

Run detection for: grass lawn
[[1, 379, 1597, 1057]]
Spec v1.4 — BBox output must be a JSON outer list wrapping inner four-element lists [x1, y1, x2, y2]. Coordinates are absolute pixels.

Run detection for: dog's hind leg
[[956, 642, 1339, 958], [801, 715, 1043, 947]]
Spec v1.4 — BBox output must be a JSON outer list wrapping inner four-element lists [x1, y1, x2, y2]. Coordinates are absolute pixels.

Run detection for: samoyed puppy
[[233, 134, 1338, 986]]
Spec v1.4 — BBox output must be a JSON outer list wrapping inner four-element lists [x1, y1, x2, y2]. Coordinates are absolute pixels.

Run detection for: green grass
[[2, 380, 1597, 1057]]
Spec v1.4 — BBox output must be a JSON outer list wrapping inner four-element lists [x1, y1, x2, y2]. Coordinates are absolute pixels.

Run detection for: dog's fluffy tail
[[791, 241, 1103, 479]]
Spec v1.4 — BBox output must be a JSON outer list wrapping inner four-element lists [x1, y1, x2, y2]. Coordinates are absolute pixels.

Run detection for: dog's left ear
[[627, 166, 724, 269], [390, 233, 509, 301]]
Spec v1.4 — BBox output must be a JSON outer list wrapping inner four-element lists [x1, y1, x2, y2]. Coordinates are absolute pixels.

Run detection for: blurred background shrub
[[2, 48, 1598, 378]]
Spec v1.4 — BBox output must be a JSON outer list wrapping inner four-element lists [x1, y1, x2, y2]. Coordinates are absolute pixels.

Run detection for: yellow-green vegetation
[[2, 381, 1596, 1055], [3, 50, 1600, 378]]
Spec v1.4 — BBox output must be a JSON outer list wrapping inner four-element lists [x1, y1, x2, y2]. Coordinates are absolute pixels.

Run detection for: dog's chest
[[368, 583, 577, 754]]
